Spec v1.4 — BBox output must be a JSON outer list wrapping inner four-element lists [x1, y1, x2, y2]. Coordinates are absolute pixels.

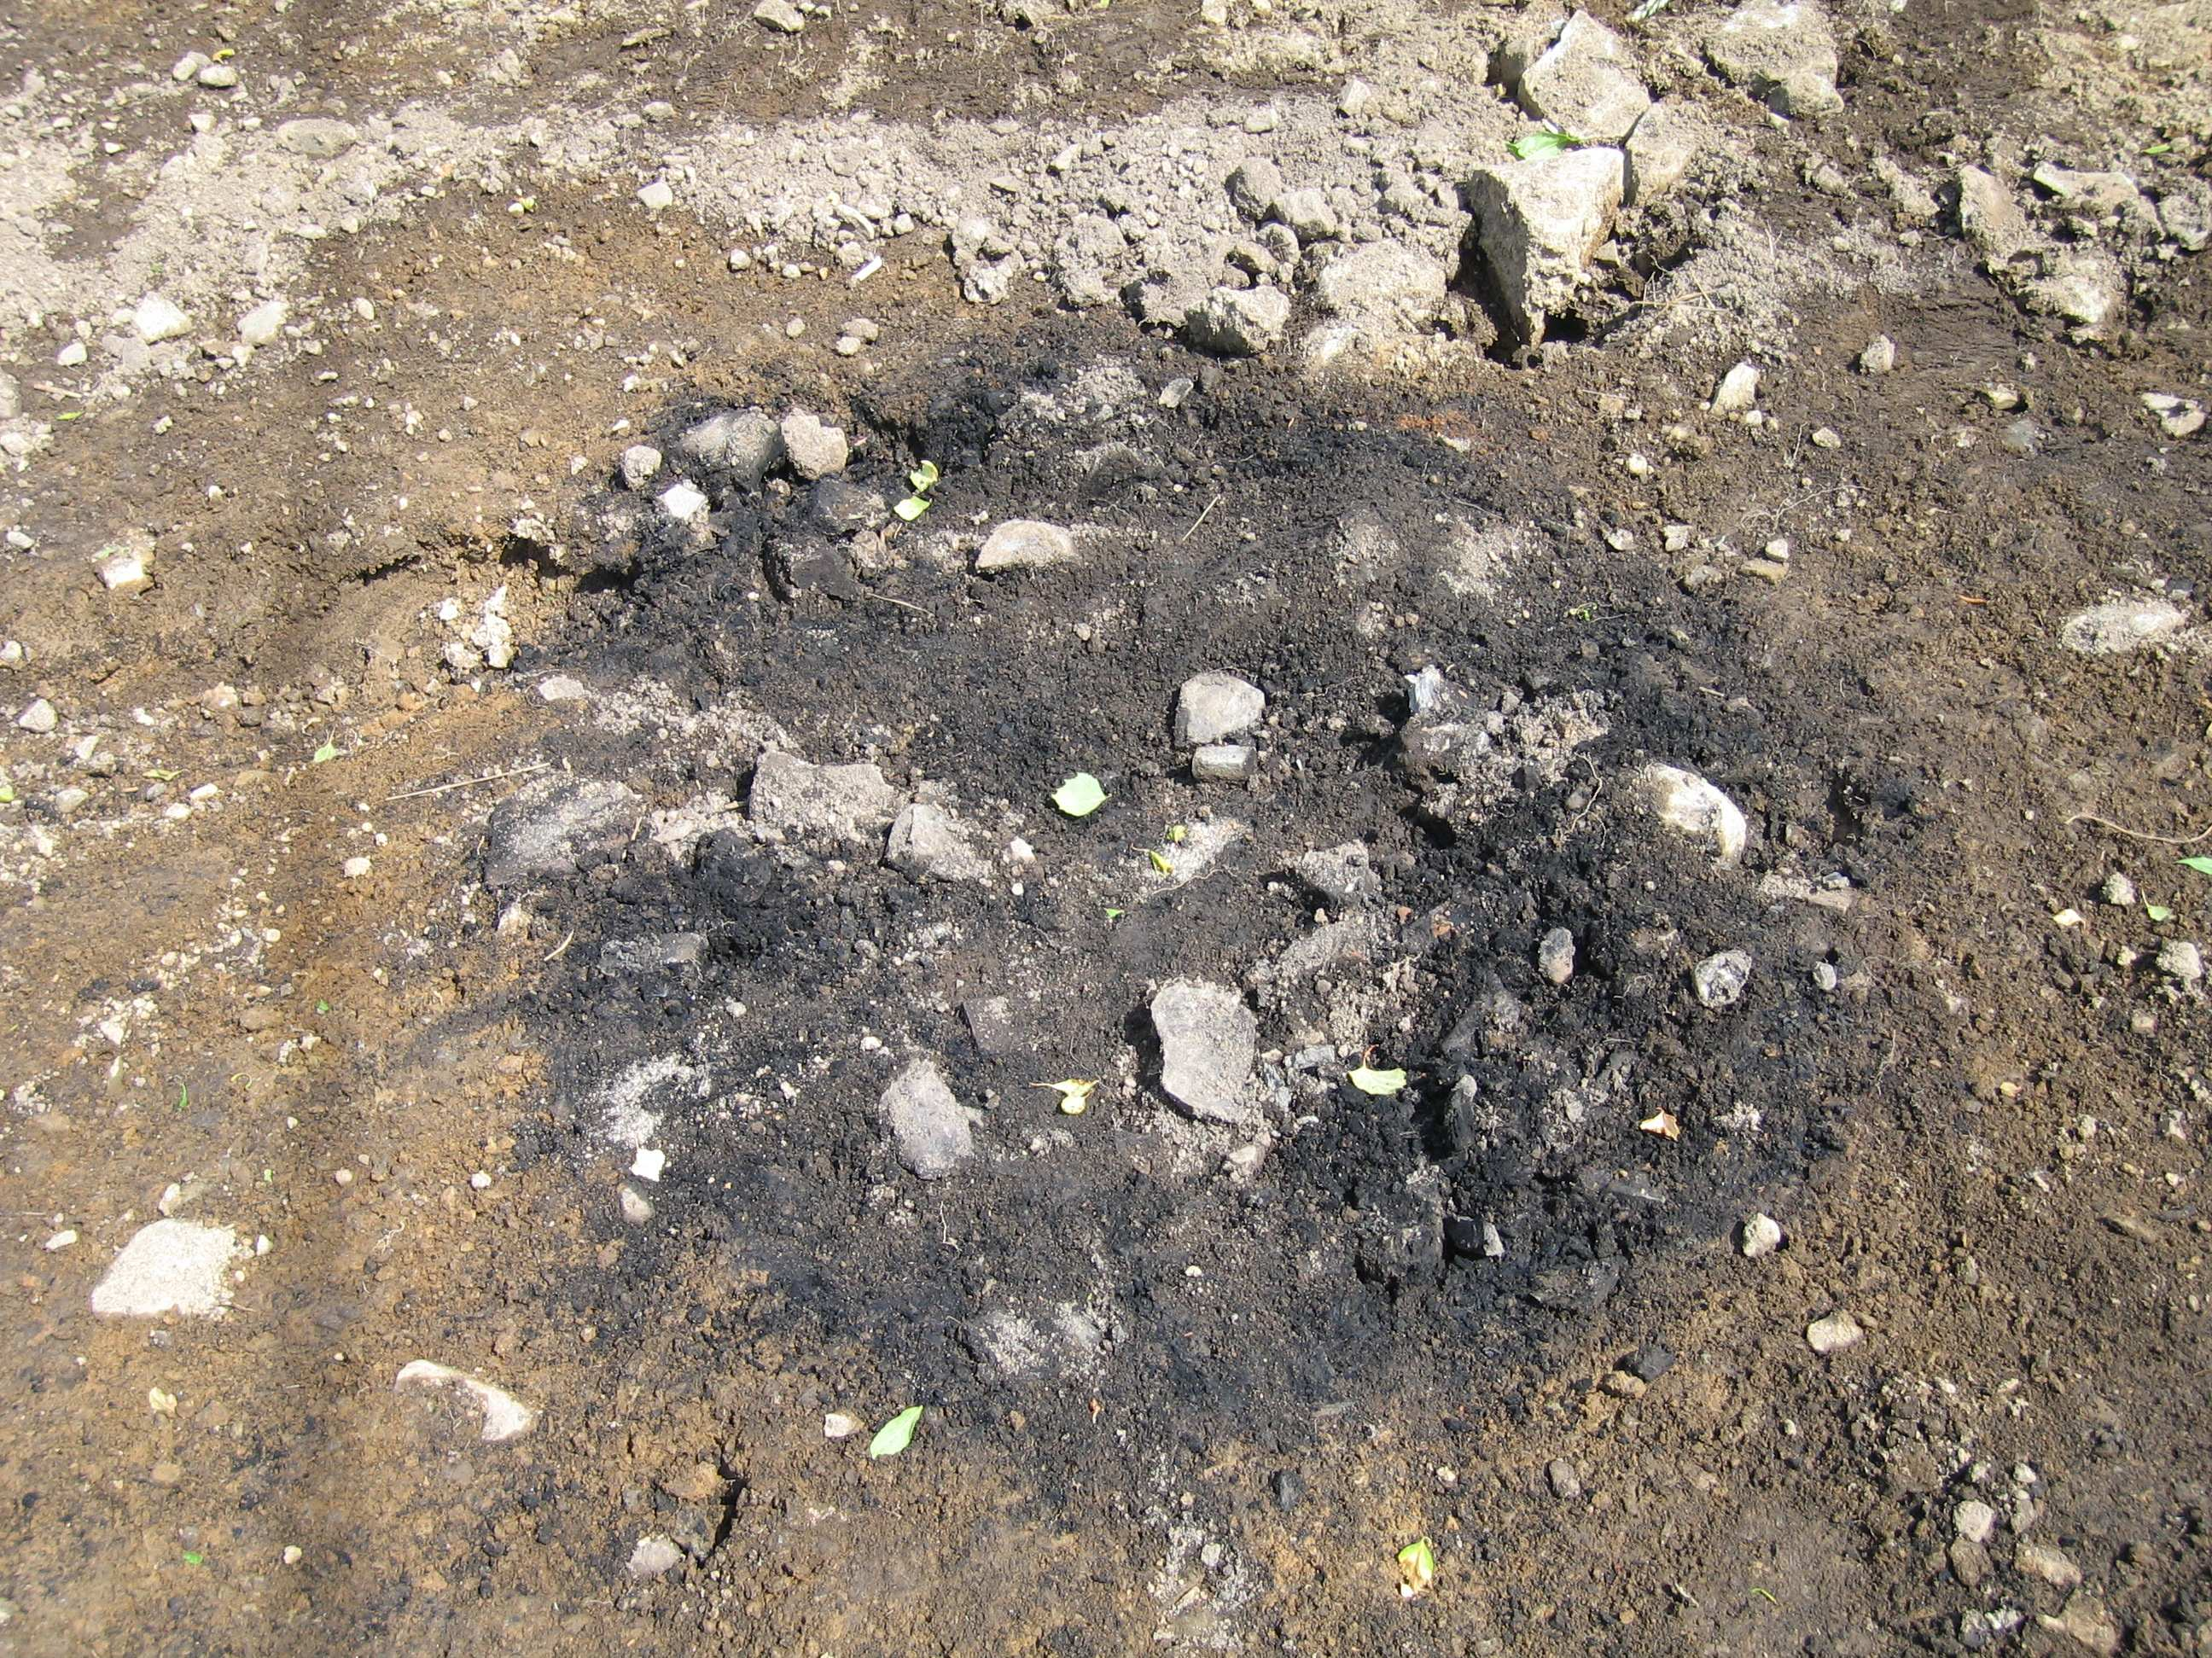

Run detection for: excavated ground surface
[[0, 0, 2208, 1653]]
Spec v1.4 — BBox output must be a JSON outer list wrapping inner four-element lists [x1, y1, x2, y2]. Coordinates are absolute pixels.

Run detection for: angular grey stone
[[963, 995, 1022, 1058], [1463, 148, 1624, 345], [1185, 286, 1291, 357], [0, 370, 19, 418], [1806, 1311, 1863, 1353], [976, 520, 1078, 572], [1276, 187, 1338, 243], [1191, 742, 1257, 782], [1174, 672, 1265, 745], [1051, 212, 1130, 310], [600, 933, 707, 973], [1226, 155, 1284, 220], [1704, 0, 1842, 117], [1291, 842, 1381, 908], [1692, 949, 1753, 1009], [1310, 243, 1450, 334], [1741, 1213, 1784, 1257], [276, 117, 359, 158], [483, 777, 642, 887], [1151, 980, 1259, 1125], [1958, 166, 2033, 259], [886, 802, 990, 883], [754, 0, 805, 30], [1858, 335, 1897, 374], [1624, 102, 1701, 205], [748, 750, 902, 845], [15, 697, 56, 734], [881, 1057, 975, 1178], [2060, 597, 2186, 655], [2158, 940, 2204, 983], [620, 444, 663, 489], [678, 408, 783, 489], [90, 1220, 245, 1318], [2029, 162, 2146, 218], [779, 410, 848, 480], [1512, 11, 1652, 143], [1537, 927, 1576, 985], [809, 477, 887, 534]]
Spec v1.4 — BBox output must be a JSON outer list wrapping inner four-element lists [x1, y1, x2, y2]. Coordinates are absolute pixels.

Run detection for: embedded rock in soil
[[1151, 980, 1260, 1126], [2058, 598, 2188, 655], [1741, 1213, 1784, 1257], [275, 117, 359, 158], [1703, 0, 1843, 117], [1292, 842, 1382, 909], [678, 408, 783, 489], [483, 777, 643, 887], [90, 1219, 247, 1318], [1536, 927, 1576, 985], [1307, 242, 1451, 352], [1623, 102, 1702, 205], [1462, 148, 1624, 346], [1692, 949, 1752, 1009], [2017, 1543, 2083, 1591], [881, 1057, 977, 1179], [2041, 1594, 2123, 1656], [748, 750, 903, 845], [779, 410, 849, 480], [975, 520, 1079, 572], [132, 294, 192, 344], [1226, 156, 1284, 221], [1184, 286, 1291, 357], [1175, 672, 1266, 745], [1806, 1311, 1863, 1353], [1507, 11, 1651, 143], [808, 478, 887, 534], [393, 1360, 538, 1442], [1191, 743, 1256, 782], [1629, 763, 1748, 864], [1957, 166, 2034, 261], [1709, 361, 1760, 414], [628, 1536, 686, 1578], [1051, 213, 1131, 310], [238, 298, 288, 346], [886, 802, 990, 883], [620, 444, 663, 490]]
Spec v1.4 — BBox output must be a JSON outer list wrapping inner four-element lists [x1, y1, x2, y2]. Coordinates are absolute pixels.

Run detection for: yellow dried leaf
[[1639, 1110, 1680, 1140]]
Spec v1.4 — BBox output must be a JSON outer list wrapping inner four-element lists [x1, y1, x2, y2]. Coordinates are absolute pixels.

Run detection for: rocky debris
[[1859, 335, 1897, 374], [964, 1303, 1106, 1383], [601, 934, 707, 973], [619, 1186, 655, 1225], [483, 778, 642, 887], [881, 1057, 976, 1178], [2102, 871, 2137, 906], [658, 480, 709, 523], [1806, 1311, 1864, 1354], [1709, 360, 1761, 414], [1955, 166, 2128, 340], [2143, 393, 2205, 439], [2059, 597, 2188, 655], [754, 0, 805, 31], [1400, 671, 1608, 821], [2031, 162, 2151, 224], [620, 444, 663, 489], [951, 216, 1022, 305], [1185, 285, 1291, 357], [1226, 156, 1284, 220], [2157, 940, 2203, 984], [1958, 166, 2034, 259], [1741, 1213, 1784, 1257], [886, 803, 990, 883], [1463, 148, 1624, 345], [274, 116, 358, 157], [1175, 672, 1266, 746], [1311, 243, 1451, 334], [975, 520, 1078, 572], [1191, 743, 1257, 782], [1953, 1499, 2000, 1545], [2017, 1542, 2083, 1591], [637, 178, 675, 212], [748, 750, 902, 845], [1630, 764, 1749, 864], [2040, 1595, 2123, 1656], [679, 408, 783, 488], [1151, 980, 1259, 1126], [132, 294, 192, 344], [1292, 843, 1382, 909], [1051, 213, 1131, 309], [1536, 927, 1576, 986], [1505, 12, 1651, 143], [1703, 0, 1843, 117], [1692, 949, 1753, 1009], [628, 1536, 686, 1578], [779, 410, 849, 480], [237, 299, 288, 346], [808, 478, 887, 534], [393, 1361, 538, 1442], [1547, 1459, 1583, 1500], [15, 697, 57, 734], [1623, 102, 1702, 205], [90, 1220, 247, 1318]]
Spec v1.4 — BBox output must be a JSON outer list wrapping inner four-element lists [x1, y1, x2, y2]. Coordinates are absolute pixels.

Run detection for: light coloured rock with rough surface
[[976, 521, 1078, 572], [133, 294, 192, 344], [748, 750, 902, 845], [886, 803, 990, 883], [881, 1058, 976, 1178], [1624, 102, 1702, 204], [1692, 949, 1753, 1009], [482, 777, 643, 887], [1704, 0, 1842, 116], [1152, 980, 1259, 1126], [1806, 1311, 1863, 1353], [1742, 1213, 1784, 1257], [1185, 285, 1291, 356], [1175, 672, 1266, 745], [1462, 148, 1624, 345], [90, 1220, 247, 1318], [1511, 11, 1652, 143], [780, 411, 849, 480], [1631, 763, 1748, 864], [393, 1360, 538, 1442], [2060, 598, 2187, 654]]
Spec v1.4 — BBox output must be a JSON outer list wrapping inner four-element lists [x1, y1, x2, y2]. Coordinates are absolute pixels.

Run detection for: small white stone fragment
[[237, 299, 288, 346], [44, 1230, 77, 1251], [55, 340, 88, 368], [619, 1185, 655, 1225], [637, 179, 676, 212], [1741, 1213, 1784, 1257], [1174, 672, 1266, 746], [90, 1219, 247, 1318], [632, 1147, 667, 1182], [394, 1360, 538, 1441], [1710, 360, 1760, 413], [975, 521, 1078, 573], [1858, 335, 1896, 374], [469, 1171, 492, 1190], [824, 1411, 863, 1439], [658, 480, 709, 522], [132, 294, 193, 344], [341, 856, 372, 879], [16, 698, 58, 734], [620, 444, 663, 489], [1692, 949, 1753, 1009], [1954, 1500, 2000, 1545], [1632, 763, 1748, 864], [628, 1536, 684, 1578], [1806, 1312, 1864, 1354]]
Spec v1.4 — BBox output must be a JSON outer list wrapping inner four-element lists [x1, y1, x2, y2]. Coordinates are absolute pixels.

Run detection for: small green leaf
[[908, 460, 940, 492], [1749, 1586, 1779, 1607], [315, 999, 331, 1015], [1052, 772, 1107, 817], [1348, 1066, 1407, 1096], [145, 767, 180, 782], [894, 495, 931, 521], [2180, 856, 2212, 877], [1165, 823, 1187, 844], [182, 1551, 204, 1567], [867, 1405, 923, 1458], [1508, 130, 1582, 160], [177, 1084, 189, 1111], [1145, 847, 1173, 875], [311, 742, 339, 765], [1037, 1078, 1096, 1114], [1396, 1536, 1436, 1597], [57, 410, 82, 422], [1104, 907, 1123, 920], [2144, 142, 2173, 156], [0, 782, 13, 805]]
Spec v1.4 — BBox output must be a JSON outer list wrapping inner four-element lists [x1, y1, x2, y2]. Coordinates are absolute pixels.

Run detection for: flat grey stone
[[1184, 285, 1291, 357], [886, 802, 990, 882], [483, 777, 642, 887], [1704, 0, 1842, 117], [1175, 672, 1265, 745], [1151, 980, 1259, 1125], [677, 408, 783, 489], [600, 933, 707, 973], [1692, 948, 1753, 1009], [276, 117, 359, 158], [1191, 742, 1257, 782], [748, 750, 903, 845], [1537, 926, 1576, 985], [90, 1219, 245, 1318], [1624, 102, 1702, 205], [976, 520, 1078, 573], [882, 1057, 975, 1178], [1291, 842, 1381, 908], [780, 410, 848, 480], [1512, 11, 1652, 143]]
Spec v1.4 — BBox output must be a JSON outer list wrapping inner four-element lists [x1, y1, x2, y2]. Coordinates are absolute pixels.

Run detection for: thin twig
[[867, 593, 929, 614], [2064, 812, 2212, 847], [1179, 495, 1222, 545], [544, 931, 575, 963], [384, 761, 550, 804]]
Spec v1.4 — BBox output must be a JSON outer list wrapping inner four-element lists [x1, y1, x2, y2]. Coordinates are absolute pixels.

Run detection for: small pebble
[[469, 1171, 492, 1190], [1806, 1311, 1863, 1354], [1742, 1213, 1784, 1258], [341, 856, 372, 879], [2102, 871, 2136, 906]]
